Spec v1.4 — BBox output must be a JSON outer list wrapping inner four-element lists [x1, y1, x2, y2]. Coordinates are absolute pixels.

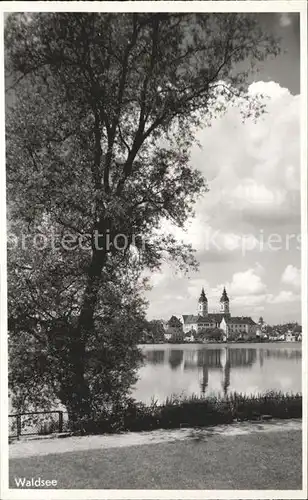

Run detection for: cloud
[[248, 81, 291, 98], [279, 13, 292, 27], [157, 221, 267, 261], [223, 266, 267, 297], [227, 287, 300, 311], [190, 81, 300, 229], [201, 265, 269, 314], [232, 293, 269, 308], [281, 265, 301, 289], [202, 228, 262, 256], [228, 181, 286, 208], [269, 290, 300, 304], [184, 268, 269, 317]]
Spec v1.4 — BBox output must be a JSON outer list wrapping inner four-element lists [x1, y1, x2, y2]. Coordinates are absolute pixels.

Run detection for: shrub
[[65, 391, 302, 435]]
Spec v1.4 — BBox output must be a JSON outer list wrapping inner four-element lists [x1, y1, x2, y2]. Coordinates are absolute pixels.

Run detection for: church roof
[[183, 313, 226, 324], [167, 315, 182, 327], [182, 314, 199, 324], [220, 287, 229, 303], [207, 313, 225, 323], [227, 316, 256, 325], [182, 314, 256, 325], [198, 287, 207, 303]]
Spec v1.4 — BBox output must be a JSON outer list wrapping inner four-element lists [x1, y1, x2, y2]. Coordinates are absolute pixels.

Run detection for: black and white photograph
[[0, 1, 307, 498]]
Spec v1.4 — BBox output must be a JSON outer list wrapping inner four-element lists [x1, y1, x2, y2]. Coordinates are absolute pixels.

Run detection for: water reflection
[[200, 365, 209, 395], [221, 360, 231, 397], [258, 348, 302, 360], [180, 347, 256, 397], [146, 349, 165, 365], [145, 346, 258, 369], [136, 344, 302, 403], [168, 349, 183, 370], [144, 346, 301, 368]]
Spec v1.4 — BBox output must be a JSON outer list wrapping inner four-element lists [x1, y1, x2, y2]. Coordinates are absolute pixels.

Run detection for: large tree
[[5, 13, 279, 419]]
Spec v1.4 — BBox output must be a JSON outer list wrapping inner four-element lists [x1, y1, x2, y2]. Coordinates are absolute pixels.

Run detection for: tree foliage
[[195, 327, 224, 342], [205, 327, 225, 341], [6, 13, 279, 417], [143, 319, 165, 343]]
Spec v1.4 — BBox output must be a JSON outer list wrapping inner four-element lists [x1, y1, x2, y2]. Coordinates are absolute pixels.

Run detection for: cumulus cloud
[[228, 268, 267, 296], [226, 287, 300, 312], [228, 181, 286, 208], [269, 290, 300, 304], [190, 81, 300, 227], [279, 13, 292, 27], [248, 81, 291, 98], [214, 263, 267, 300], [281, 264, 301, 288]]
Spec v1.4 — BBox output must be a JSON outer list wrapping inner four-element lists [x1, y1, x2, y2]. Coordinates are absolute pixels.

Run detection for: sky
[[145, 12, 302, 325]]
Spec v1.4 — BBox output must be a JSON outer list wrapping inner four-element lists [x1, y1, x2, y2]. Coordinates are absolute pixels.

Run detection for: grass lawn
[[9, 429, 302, 489]]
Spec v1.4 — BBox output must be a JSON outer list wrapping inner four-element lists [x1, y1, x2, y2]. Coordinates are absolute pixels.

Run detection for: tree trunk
[[63, 223, 109, 421]]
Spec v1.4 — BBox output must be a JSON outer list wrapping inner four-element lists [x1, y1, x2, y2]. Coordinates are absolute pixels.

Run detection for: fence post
[[16, 415, 22, 440], [58, 411, 63, 433]]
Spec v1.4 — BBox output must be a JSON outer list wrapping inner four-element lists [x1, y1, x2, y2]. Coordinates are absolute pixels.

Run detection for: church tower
[[198, 287, 208, 317], [220, 287, 230, 316]]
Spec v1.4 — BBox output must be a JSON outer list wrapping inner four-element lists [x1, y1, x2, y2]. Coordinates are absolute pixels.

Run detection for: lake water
[[133, 343, 302, 403]]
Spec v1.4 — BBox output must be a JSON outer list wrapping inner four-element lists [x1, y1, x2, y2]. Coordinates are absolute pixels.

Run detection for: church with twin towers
[[181, 287, 257, 339]]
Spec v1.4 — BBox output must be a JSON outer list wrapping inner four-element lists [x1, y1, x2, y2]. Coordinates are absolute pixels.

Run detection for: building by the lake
[[182, 287, 257, 340]]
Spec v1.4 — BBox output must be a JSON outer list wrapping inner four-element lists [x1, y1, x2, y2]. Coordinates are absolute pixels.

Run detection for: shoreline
[[139, 340, 302, 346]]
